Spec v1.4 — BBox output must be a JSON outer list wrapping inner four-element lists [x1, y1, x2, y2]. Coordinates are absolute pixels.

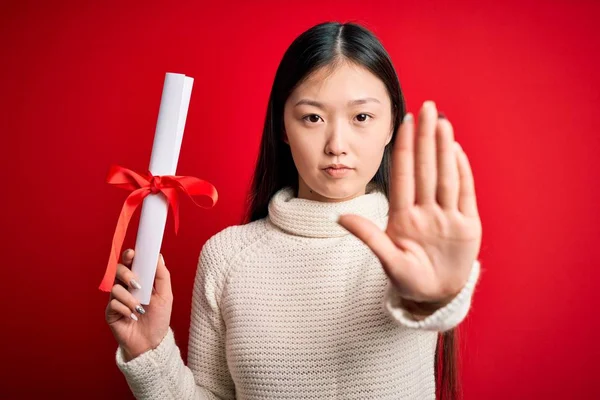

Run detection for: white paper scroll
[[130, 72, 194, 305]]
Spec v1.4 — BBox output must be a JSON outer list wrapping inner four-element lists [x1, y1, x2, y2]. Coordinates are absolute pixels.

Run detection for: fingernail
[[424, 100, 436, 109], [130, 313, 138, 321], [130, 279, 142, 290], [438, 112, 446, 120], [160, 254, 165, 265], [402, 113, 413, 123], [327, 211, 341, 223], [135, 305, 146, 315]]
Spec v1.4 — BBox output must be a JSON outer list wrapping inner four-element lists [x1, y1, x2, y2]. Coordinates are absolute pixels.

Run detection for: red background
[[2, 0, 599, 398]]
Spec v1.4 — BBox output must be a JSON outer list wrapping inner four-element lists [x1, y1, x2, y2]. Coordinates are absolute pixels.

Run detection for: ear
[[385, 126, 394, 146], [282, 130, 289, 145]]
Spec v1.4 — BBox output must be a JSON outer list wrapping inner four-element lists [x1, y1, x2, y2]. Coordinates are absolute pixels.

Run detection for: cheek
[[355, 135, 388, 170], [289, 136, 320, 170], [358, 143, 383, 158]]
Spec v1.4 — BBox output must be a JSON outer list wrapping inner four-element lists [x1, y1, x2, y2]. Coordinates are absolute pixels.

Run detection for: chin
[[313, 179, 366, 201]]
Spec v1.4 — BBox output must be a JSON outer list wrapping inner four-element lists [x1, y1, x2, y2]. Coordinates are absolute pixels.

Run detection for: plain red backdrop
[[2, 0, 599, 398]]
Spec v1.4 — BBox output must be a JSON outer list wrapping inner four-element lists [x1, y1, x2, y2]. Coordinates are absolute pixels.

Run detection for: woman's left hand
[[337, 101, 482, 311]]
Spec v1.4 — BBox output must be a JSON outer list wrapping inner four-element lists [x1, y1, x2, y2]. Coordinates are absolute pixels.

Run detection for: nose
[[324, 121, 348, 156]]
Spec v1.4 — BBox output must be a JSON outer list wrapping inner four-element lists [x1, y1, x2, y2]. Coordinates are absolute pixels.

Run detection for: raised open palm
[[338, 101, 482, 311]]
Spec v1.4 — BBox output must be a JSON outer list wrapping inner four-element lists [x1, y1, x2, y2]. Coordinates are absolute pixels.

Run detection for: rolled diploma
[[130, 72, 194, 305]]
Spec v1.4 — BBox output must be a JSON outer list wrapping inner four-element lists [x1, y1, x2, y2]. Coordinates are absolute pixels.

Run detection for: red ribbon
[[98, 164, 218, 292]]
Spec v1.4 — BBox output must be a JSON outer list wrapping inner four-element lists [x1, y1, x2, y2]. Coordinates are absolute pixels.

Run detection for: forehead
[[289, 61, 390, 104]]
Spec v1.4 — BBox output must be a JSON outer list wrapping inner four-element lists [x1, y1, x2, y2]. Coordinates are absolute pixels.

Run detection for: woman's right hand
[[105, 249, 173, 362]]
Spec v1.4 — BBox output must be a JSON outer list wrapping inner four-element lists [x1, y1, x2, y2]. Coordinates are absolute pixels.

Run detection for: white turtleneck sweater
[[115, 186, 481, 399]]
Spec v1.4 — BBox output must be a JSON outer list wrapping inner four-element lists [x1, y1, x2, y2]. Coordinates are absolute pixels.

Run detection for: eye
[[302, 114, 323, 124], [355, 113, 372, 123]]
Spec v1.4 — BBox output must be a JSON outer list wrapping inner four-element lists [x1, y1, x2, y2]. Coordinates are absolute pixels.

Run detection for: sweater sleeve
[[382, 259, 481, 332], [114, 235, 236, 399]]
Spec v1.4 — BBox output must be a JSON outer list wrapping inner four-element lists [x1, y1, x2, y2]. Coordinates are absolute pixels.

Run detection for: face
[[283, 60, 394, 202]]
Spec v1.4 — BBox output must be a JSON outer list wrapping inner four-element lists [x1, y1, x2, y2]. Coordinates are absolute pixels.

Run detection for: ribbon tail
[[98, 188, 148, 291], [172, 190, 180, 235], [161, 188, 180, 235]]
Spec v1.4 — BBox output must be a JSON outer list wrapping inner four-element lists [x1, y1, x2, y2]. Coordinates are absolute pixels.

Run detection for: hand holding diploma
[[105, 249, 173, 361]]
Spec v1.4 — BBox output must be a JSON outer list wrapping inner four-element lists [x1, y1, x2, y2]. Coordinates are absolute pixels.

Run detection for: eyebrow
[[294, 97, 381, 109]]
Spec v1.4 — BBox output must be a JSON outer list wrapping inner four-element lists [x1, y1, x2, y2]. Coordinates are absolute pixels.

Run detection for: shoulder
[[191, 220, 270, 314], [199, 218, 270, 271]]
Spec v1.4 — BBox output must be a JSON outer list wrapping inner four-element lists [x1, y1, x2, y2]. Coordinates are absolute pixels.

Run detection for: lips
[[323, 165, 353, 178], [325, 164, 350, 169], [323, 164, 352, 170]]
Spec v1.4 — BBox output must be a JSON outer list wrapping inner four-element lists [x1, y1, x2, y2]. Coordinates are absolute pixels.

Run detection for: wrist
[[121, 329, 170, 362], [400, 293, 456, 320], [121, 344, 152, 362]]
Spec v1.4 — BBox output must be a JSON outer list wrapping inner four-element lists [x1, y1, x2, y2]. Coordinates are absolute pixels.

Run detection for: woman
[[106, 21, 482, 399]]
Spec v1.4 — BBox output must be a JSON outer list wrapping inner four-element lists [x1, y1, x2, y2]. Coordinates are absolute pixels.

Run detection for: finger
[[111, 277, 128, 296], [121, 248, 134, 266], [390, 112, 415, 212], [435, 118, 459, 209], [337, 214, 411, 287], [106, 298, 139, 322], [111, 284, 146, 316], [154, 253, 172, 296], [116, 263, 142, 290], [455, 143, 479, 217], [415, 101, 438, 205]]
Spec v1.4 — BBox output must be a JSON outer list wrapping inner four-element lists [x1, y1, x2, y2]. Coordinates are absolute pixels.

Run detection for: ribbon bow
[[98, 164, 218, 292]]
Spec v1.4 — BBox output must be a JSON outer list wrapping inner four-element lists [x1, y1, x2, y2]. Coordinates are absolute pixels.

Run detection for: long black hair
[[243, 21, 461, 400]]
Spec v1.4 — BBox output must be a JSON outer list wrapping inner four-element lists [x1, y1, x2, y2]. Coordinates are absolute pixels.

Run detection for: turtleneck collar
[[266, 183, 389, 238]]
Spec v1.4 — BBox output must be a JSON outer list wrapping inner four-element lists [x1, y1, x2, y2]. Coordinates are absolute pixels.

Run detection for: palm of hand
[[338, 101, 482, 306]]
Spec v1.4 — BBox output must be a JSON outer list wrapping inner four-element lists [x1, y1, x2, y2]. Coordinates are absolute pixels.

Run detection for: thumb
[[336, 214, 410, 286], [154, 253, 172, 296]]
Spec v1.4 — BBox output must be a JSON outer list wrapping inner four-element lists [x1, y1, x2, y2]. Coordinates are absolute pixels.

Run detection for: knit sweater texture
[[116, 185, 481, 399]]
